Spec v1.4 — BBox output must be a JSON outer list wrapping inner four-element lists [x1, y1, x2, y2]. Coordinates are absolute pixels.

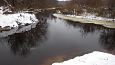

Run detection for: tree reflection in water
[[66, 20, 115, 53], [66, 20, 108, 37], [100, 29, 115, 53], [7, 17, 48, 57]]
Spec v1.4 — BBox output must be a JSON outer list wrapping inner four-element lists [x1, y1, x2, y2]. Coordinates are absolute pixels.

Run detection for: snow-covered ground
[[0, 13, 38, 28], [66, 13, 115, 22], [0, 6, 39, 37], [0, 22, 38, 37], [0, 13, 38, 37], [52, 51, 115, 65], [53, 13, 115, 28]]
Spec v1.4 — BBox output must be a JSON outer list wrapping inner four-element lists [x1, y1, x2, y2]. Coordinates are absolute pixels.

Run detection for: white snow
[[66, 13, 115, 22], [53, 13, 115, 28], [0, 13, 38, 28], [52, 51, 115, 65], [0, 6, 39, 37], [0, 22, 38, 37]]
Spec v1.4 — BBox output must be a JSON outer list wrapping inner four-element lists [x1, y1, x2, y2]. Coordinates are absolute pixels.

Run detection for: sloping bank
[[53, 14, 115, 28], [52, 51, 115, 65], [0, 13, 38, 37]]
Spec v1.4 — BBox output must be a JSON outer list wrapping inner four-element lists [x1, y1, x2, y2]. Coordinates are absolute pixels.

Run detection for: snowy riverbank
[[53, 14, 115, 28], [0, 22, 38, 37], [0, 13, 38, 37], [0, 6, 38, 37], [0, 13, 38, 28], [52, 51, 115, 65]]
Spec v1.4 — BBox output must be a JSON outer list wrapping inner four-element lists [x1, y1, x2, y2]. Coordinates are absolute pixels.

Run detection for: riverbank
[[52, 51, 115, 65], [53, 14, 115, 28], [0, 12, 38, 37]]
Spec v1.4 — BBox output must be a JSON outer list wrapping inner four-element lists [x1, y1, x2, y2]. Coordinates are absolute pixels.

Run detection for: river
[[0, 0, 115, 65]]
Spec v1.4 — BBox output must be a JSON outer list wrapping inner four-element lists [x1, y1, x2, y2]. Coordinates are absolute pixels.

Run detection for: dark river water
[[0, 12, 115, 65], [0, 0, 115, 65]]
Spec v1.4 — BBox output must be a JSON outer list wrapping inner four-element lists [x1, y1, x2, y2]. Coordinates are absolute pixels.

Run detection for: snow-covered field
[[53, 13, 115, 28], [52, 51, 115, 65]]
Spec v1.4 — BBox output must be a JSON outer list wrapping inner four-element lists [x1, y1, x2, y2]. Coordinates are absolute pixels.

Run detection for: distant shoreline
[[53, 13, 115, 28]]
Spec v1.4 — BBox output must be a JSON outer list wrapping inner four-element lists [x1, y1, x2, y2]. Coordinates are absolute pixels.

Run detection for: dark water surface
[[0, 0, 115, 65], [0, 13, 115, 65]]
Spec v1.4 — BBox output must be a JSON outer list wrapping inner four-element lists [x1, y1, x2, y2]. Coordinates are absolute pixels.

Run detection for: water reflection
[[0, 14, 115, 65], [7, 18, 48, 56], [66, 20, 108, 37], [65, 19, 115, 54], [0, 0, 115, 65], [100, 29, 115, 53]]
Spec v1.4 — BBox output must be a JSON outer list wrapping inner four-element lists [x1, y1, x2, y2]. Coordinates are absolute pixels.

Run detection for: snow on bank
[[53, 14, 115, 28], [0, 22, 38, 37], [0, 8, 38, 37], [66, 14, 115, 22], [0, 13, 38, 28], [52, 51, 115, 65]]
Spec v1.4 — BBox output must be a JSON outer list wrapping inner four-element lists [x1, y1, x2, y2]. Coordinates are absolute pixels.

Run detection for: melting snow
[[52, 51, 115, 65]]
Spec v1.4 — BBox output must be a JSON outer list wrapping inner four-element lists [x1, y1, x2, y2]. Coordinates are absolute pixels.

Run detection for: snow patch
[[66, 13, 115, 22], [0, 13, 38, 28], [0, 22, 38, 37], [53, 14, 115, 28], [52, 51, 115, 65], [0, 6, 39, 37]]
